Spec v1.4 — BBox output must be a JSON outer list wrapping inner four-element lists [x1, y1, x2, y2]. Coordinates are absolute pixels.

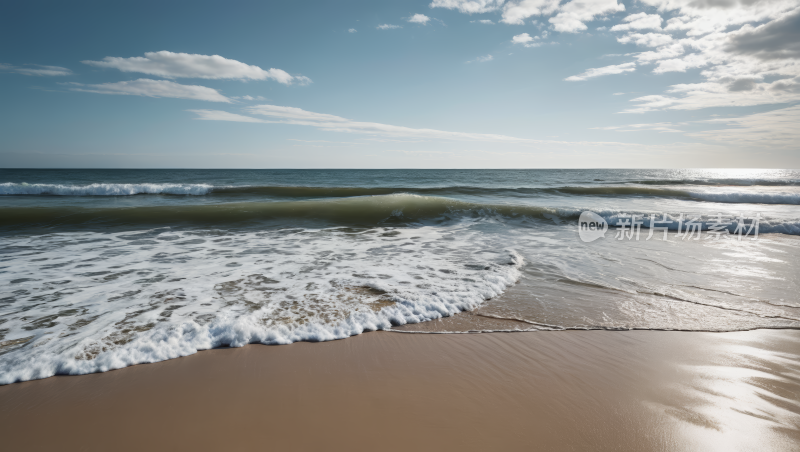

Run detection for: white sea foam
[[0, 182, 214, 196], [0, 225, 523, 384]]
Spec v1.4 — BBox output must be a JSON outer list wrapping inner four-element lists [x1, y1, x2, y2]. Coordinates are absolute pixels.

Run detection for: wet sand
[[1, 329, 799, 451]]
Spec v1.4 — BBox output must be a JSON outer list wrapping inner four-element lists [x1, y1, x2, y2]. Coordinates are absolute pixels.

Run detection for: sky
[[1, 0, 798, 168]]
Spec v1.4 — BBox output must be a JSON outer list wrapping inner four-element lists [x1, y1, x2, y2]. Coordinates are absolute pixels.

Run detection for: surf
[[4, 183, 799, 205]]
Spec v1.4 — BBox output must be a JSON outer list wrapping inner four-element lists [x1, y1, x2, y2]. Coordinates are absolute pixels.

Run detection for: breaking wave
[[0, 182, 213, 196], [2, 193, 798, 234], [3, 183, 799, 205], [0, 227, 524, 384]]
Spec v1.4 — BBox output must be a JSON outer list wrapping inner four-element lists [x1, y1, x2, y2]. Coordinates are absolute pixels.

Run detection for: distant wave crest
[[0, 182, 213, 196], [621, 179, 800, 186], [2, 182, 800, 205]]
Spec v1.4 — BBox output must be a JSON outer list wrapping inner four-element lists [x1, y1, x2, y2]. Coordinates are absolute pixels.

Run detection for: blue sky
[[1, 0, 798, 168]]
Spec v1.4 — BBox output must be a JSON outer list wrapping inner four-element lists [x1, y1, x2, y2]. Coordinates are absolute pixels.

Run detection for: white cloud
[[475, 1, 794, 113], [348, 28, 357, 33], [468, 54, 494, 63], [501, 0, 561, 25], [592, 122, 685, 132], [185, 105, 777, 166], [624, 78, 800, 112], [0, 63, 72, 76], [689, 104, 800, 148], [511, 32, 543, 47], [377, 24, 402, 29], [287, 139, 366, 145], [471, 19, 496, 23], [66, 79, 231, 102], [512, 33, 534, 44], [292, 75, 313, 86], [428, 0, 504, 14], [549, 0, 625, 32], [431, 0, 625, 32], [409, 14, 431, 24], [190, 104, 562, 143], [187, 110, 266, 122], [231, 95, 267, 101], [617, 32, 673, 47], [651, 0, 797, 37], [606, 5, 800, 112], [613, 92, 625, 95], [82, 51, 309, 85], [565, 62, 636, 81], [634, 42, 685, 64], [610, 13, 662, 31]]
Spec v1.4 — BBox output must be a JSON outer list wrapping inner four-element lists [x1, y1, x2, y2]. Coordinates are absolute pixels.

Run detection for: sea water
[[1, 169, 799, 384]]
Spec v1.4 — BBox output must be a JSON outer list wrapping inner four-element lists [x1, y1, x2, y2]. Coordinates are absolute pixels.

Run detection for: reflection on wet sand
[[1, 329, 797, 451], [648, 330, 800, 451]]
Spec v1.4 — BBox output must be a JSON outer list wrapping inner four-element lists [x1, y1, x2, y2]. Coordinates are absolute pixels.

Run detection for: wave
[[3, 182, 799, 205], [689, 191, 800, 205], [540, 187, 800, 205], [2, 193, 798, 234], [0, 194, 559, 227], [619, 179, 800, 186], [209, 185, 697, 199], [0, 230, 526, 384], [0, 182, 213, 196]]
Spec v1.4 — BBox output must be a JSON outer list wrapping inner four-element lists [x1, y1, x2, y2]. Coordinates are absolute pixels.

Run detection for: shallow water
[[1, 169, 799, 384]]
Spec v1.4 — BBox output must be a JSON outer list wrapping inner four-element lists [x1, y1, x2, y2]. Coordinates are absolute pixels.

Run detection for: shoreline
[[1, 329, 798, 451]]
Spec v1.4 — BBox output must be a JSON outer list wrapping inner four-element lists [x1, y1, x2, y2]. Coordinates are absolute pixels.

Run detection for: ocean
[[1, 168, 799, 384]]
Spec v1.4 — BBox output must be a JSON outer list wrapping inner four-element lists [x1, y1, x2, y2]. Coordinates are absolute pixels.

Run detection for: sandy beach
[[4, 0, 800, 447], [1, 329, 798, 451]]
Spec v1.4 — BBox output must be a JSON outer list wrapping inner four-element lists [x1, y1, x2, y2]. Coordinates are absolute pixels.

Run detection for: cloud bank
[[433, 0, 800, 115], [613, 2, 800, 112], [431, 0, 625, 31]]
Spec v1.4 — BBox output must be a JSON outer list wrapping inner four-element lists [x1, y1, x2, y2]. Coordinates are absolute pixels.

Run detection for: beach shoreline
[[1, 329, 798, 451]]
